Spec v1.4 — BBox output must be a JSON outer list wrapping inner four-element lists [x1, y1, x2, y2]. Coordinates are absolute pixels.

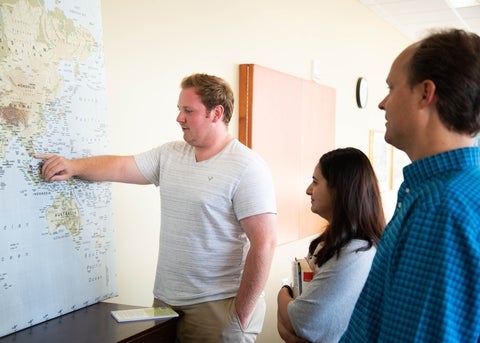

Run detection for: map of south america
[[0, 0, 117, 337]]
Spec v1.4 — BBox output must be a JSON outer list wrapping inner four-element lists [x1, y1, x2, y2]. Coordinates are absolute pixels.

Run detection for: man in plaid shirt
[[341, 28, 480, 342]]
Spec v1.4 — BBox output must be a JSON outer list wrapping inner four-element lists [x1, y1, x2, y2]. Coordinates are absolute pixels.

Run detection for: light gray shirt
[[134, 139, 276, 305], [288, 239, 376, 343]]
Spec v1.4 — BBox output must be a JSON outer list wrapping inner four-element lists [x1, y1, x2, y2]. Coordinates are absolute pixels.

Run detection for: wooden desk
[[0, 302, 178, 343]]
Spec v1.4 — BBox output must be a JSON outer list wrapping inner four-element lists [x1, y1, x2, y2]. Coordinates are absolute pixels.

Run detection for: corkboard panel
[[239, 64, 335, 245]]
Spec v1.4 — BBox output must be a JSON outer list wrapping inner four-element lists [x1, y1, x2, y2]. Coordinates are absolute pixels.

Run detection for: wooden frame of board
[[238, 64, 336, 245]]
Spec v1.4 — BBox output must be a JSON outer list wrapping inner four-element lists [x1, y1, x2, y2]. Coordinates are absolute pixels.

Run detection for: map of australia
[[0, 0, 117, 337]]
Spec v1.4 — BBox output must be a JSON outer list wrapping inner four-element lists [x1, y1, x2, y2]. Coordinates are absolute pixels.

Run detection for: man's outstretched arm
[[35, 154, 150, 184]]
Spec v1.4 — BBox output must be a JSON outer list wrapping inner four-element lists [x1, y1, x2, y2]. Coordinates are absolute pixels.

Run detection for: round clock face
[[356, 77, 368, 108]]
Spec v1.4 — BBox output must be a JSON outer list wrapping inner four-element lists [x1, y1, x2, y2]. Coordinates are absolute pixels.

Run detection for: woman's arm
[[277, 286, 310, 342]]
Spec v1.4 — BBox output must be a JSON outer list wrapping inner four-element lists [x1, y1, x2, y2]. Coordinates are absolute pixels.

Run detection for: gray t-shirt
[[288, 239, 376, 343], [134, 139, 276, 305]]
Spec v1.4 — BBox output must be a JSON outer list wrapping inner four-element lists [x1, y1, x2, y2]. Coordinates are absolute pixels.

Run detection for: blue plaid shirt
[[340, 147, 480, 342]]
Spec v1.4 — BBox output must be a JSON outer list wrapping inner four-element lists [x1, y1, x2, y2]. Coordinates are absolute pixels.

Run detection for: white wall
[[100, 1, 411, 341]]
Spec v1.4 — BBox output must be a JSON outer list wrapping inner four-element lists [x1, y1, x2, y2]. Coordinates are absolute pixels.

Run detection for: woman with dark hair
[[277, 147, 385, 343]]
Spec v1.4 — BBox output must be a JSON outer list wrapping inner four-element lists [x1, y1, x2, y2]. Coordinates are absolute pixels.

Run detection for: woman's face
[[306, 163, 333, 222]]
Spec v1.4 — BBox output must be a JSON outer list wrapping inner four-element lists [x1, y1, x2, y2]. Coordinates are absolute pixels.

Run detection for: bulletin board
[[238, 64, 336, 245]]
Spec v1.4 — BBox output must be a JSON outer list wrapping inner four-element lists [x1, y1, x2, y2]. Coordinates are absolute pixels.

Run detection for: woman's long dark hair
[[309, 147, 385, 268]]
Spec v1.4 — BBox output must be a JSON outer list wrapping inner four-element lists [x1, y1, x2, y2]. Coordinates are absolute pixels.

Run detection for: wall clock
[[356, 77, 368, 108]]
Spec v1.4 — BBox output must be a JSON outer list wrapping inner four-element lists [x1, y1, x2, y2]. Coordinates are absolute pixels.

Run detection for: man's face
[[379, 45, 426, 157], [176, 87, 214, 147]]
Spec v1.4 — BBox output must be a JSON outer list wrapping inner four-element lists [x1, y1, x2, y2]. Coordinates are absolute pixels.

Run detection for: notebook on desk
[[111, 306, 179, 323]]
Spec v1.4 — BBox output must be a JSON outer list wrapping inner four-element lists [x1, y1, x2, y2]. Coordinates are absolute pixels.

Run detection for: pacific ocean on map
[[0, 0, 117, 337]]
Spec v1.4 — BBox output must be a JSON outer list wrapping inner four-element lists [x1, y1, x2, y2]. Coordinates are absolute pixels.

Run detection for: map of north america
[[0, 0, 117, 337]]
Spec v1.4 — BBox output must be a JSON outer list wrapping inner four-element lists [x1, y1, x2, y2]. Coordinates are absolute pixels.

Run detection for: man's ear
[[211, 105, 224, 122], [420, 79, 436, 105]]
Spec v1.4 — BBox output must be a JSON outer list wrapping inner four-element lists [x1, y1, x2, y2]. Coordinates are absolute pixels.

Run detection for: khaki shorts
[[153, 295, 266, 343]]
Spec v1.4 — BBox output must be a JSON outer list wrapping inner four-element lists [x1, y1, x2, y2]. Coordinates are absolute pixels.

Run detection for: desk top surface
[[0, 302, 177, 343]]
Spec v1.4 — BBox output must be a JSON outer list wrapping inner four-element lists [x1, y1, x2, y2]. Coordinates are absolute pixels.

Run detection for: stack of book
[[292, 257, 313, 298]]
